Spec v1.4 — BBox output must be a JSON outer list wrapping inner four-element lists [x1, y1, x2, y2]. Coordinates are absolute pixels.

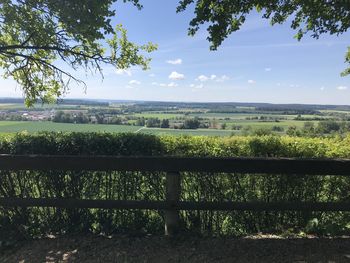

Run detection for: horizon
[[0, 1, 349, 105], [1, 96, 350, 107]]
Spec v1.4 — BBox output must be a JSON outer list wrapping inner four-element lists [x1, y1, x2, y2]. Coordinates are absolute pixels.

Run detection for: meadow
[[0, 121, 238, 136], [0, 121, 142, 133]]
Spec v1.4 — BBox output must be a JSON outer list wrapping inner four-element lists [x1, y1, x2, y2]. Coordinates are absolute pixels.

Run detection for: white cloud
[[265, 68, 272, 72], [149, 73, 156, 77], [337, 86, 348, 90], [169, 71, 185, 80], [216, 75, 229, 82], [129, 80, 141, 85], [190, 83, 204, 89], [168, 82, 178, 87], [196, 74, 229, 82], [248, 79, 256, 84], [115, 69, 132, 76], [125, 85, 134, 89], [166, 58, 182, 65], [153, 82, 178, 87], [320, 86, 325, 91], [196, 75, 209, 82], [289, 84, 300, 88]]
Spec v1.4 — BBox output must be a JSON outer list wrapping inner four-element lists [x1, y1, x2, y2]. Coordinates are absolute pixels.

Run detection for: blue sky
[[1, 0, 350, 104]]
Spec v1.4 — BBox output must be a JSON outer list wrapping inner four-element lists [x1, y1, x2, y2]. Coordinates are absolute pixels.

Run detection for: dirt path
[[1, 234, 350, 263]]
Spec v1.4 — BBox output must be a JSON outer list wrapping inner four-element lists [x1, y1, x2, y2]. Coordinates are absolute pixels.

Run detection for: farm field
[[222, 119, 312, 128], [0, 121, 142, 133], [140, 127, 236, 136], [0, 120, 313, 136], [0, 121, 237, 136]]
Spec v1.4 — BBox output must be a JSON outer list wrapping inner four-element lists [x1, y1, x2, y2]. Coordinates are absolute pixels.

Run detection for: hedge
[[1, 132, 350, 242]]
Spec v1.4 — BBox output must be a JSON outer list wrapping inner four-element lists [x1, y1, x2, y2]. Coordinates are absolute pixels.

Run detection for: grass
[[0, 120, 315, 136], [0, 121, 142, 133], [0, 121, 237, 136], [140, 127, 236, 136], [222, 120, 314, 128], [133, 113, 182, 119]]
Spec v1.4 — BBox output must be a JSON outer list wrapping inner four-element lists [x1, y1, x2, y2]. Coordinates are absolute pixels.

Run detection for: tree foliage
[[0, 0, 157, 106], [177, 0, 350, 75]]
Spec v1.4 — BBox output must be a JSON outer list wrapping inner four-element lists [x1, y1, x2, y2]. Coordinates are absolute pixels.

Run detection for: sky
[[1, 0, 350, 105]]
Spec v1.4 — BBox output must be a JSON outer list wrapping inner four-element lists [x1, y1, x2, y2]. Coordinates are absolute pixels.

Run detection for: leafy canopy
[[0, 0, 157, 106], [177, 0, 350, 76]]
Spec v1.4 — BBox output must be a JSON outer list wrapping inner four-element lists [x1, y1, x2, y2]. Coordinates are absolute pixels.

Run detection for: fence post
[[165, 171, 181, 236]]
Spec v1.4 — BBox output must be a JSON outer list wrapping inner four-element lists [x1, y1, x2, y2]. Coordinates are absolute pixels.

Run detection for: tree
[[316, 120, 341, 134], [183, 118, 200, 129], [160, 119, 170, 128], [135, 117, 145, 126], [177, 1, 350, 75], [0, 0, 157, 106], [146, 117, 160, 128]]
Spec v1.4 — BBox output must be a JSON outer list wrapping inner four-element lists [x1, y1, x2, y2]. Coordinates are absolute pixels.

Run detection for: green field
[[0, 120, 318, 136], [140, 127, 236, 136], [0, 121, 236, 136], [222, 120, 314, 128], [133, 112, 182, 119], [0, 121, 142, 133]]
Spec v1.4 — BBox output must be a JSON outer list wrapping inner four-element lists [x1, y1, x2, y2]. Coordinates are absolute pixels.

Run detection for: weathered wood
[[164, 172, 181, 236], [2, 198, 350, 211], [0, 155, 349, 175]]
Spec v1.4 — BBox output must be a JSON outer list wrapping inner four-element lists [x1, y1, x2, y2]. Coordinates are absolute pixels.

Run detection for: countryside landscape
[[1, 1, 350, 262], [0, 98, 349, 137]]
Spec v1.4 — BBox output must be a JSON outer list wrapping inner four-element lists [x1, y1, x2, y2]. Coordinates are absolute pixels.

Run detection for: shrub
[[1, 132, 350, 240]]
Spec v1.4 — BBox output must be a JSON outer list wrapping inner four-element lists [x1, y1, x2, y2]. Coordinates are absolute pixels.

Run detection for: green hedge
[[1, 132, 350, 241]]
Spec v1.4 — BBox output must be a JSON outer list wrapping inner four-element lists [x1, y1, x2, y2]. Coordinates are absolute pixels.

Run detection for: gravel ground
[[1, 234, 350, 263]]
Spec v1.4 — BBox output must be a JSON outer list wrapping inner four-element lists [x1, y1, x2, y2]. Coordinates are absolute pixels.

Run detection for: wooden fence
[[1, 155, 350, 235]]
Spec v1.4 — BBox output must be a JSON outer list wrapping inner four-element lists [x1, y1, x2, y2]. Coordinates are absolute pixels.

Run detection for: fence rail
[[1, 154, 350, 235]]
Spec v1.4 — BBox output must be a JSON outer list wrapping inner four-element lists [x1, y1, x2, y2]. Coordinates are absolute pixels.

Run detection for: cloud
[[125, 85, 135, 89], [196, 75, 209, 82], [320, 86, 325, 91], [337, 86, 348, 90], [248, 79, 256, 84], [289, 84, 300, 88], [196, 74, 229, 82], [169, 71, 185, 80], [153, 82, 178, 87], [129, 80, 141, 85], [265, 68, 272, 72], [115, 69, 132, 76], [190, 83, 204, 89], [149, 73, 156, 77], [168, 82, 178, 87], [166, 58, 182, 65], [216, 75, 229, 82]]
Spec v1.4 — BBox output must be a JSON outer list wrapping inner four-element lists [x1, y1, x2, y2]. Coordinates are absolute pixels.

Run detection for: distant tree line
[[286, 121, 350, 137]]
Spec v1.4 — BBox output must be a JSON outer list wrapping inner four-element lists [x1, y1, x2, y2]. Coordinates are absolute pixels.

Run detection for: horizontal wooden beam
[[0, 155, 349, 175], [1, 198, 350, 211]]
